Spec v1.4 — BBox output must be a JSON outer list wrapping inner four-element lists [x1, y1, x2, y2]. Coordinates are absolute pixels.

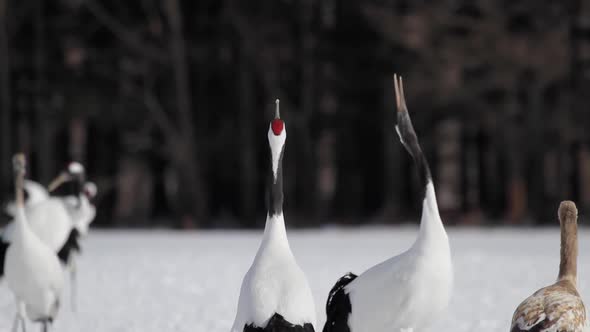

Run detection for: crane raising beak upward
[[48, 172, 72, 192], [48, 162, 86, 193]]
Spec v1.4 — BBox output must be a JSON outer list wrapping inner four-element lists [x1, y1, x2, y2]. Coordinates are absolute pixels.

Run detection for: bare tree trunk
[[482, 127, 502, 218], [316, 65, 339, 220], [578, 145, 590, 209], [505, 99, 527, 223], [238, 52, 256, 223], [436, 119, 462, 217], [522, 71, 545, 221], [298, 0, 317, 222], [69, 117, 87, 163], [569, 0, 589, 208], [115, 156, 154, 226], [0, 0, 10, 196], [461, 121, 483, 224], [35, 0, 54, 183], [163, 0, 208, 226]]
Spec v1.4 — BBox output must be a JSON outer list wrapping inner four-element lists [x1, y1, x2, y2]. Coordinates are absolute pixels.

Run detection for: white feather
[[4, 180, 50, 216], [4, 200, 64, 322], [62, 195, 96, 236], [346, 183, 453, 332], [3, 198, 74, 252], [395, 125, 404, 145], [68, 162, 84, 175], [231, 213, 316, 331], [3, 180, 96, 248], [267, 126, 286, 182]]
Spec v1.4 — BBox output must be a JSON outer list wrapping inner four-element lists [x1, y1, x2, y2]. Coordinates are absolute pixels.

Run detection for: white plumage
[[3, 195, 74, 253], [231, 99, 316, 332], [4, 180, 50, 215], [2, 165, 95, 253], [346, 183, 452, 332], [323, 75, 452, 332], [231, 213, 317, 330], [4, 154, 64, 332], [1, 167, 96, 313], [62, 182, 97, 236], [4, 180, 96, 238]]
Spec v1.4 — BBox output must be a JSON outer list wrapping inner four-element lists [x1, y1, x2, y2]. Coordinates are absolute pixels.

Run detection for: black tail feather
[[323, 272, 357, 332], [57, 229, 80, 264], [394, 74, 432, 193], [244, 313, 314, 331], [0, 239, 8, 278], [267, 149, 284, 217]]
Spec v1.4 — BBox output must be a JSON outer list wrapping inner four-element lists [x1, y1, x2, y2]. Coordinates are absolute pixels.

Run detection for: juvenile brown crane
[[510, 201, 588, 332]]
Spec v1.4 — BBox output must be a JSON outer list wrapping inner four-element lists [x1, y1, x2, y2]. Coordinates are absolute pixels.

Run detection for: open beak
[[48, 172, 71, 192]]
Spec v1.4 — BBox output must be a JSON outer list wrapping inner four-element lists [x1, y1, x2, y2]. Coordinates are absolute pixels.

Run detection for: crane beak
[[48, 172, 71, 192]]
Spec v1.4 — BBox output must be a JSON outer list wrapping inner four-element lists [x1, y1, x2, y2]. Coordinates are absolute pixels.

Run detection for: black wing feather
[[57, 229, 81, 264], [0, 239, 8, 278], [244, 313, 315, 332], [323, 273, 357, 332]]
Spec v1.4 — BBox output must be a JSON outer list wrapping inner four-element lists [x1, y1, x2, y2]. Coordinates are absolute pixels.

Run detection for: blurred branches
[[85, 0, 168, 62], [0, 0, 589, 227]]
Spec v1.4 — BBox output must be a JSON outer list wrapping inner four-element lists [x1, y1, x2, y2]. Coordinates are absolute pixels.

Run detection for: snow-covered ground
[[1, 226, 589, 332]]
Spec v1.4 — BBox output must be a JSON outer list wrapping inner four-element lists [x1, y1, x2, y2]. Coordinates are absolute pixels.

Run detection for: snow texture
[[0, 226, 589, 332]]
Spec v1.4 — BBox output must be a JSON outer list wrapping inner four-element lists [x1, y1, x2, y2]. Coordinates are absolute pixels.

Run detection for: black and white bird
[[1, 162, 87, 267], [323, 75, 453, 332], [4, 153, 64, 332], [4, 177, 97, 238], [231, 99, 316, 332], [510, 201, 588, 332], [1, 163, 94, 311], [46, 170, 97, 311], [45, 164, 94, 265]]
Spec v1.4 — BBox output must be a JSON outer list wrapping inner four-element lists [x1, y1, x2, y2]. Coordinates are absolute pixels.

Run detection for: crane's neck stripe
[[268, 127, 286, 217], [268, 148, 284, 217]]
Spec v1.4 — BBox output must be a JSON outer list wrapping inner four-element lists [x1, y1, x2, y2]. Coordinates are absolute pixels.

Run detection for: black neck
[[268, 147, 284, 217], [397, 110, 432, 196], [73, 179, 85, 208], [57, 178, 84, 208]]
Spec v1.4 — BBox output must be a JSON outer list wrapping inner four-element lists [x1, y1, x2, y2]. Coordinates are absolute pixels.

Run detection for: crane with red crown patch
[[231, 98, 316, 332]]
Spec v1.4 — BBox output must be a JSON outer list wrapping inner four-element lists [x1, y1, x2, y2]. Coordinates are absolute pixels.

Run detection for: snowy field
[[1, 226, 589, 332]]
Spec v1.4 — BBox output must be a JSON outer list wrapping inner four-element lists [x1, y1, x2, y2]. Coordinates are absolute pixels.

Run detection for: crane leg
[[10, 312, 19, 332], [19, 315, 26, 332], [70, 259, 77, 313], [11, 300, 26, 332]]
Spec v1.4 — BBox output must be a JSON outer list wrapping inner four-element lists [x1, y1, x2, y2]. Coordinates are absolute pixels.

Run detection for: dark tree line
[[0, 0, 589, 228]]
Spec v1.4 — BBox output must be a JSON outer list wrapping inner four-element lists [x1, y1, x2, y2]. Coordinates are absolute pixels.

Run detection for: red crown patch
[[271, 119, 284, 135]]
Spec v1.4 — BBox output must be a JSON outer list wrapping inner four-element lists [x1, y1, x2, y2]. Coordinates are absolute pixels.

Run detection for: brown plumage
[[510, 201, 588, 332]]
